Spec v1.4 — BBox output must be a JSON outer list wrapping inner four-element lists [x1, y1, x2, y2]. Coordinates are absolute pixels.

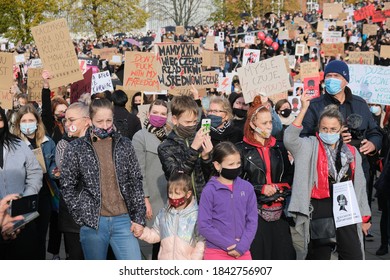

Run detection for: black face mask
[[233, 108, 247, 118], [175, 124, 197, 139], [220, 166, 242, 180], [280, 108, 292, 118]]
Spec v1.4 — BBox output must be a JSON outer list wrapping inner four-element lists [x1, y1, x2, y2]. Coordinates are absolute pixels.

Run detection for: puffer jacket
[[60, 130, 146, 229], [139, 199, 204, 260], [158, 130, 212, 200]]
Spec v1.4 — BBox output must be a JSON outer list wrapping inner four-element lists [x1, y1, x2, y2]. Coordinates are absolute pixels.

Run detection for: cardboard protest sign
[[123, 51, 160, 91], [156, 43, 217, 90], [295, 44, 305, 56], [92, 48, 117, 60], [385, 2, 390, 10], [323, 3, 343, 19], [303, 76, 320, 99], [380, 45, 390, 59], [300, 62, 319, 79], [169, 87, 206, 97], [348, 64, 390, 105], [338, 12, 348, 20], [176, 26, 185, 35], [287, 55, 296, 69], [195, 71, 219, 89], [91, 70, 113, 94], [353, 4, 375, 21], [242, 49, 260, 66], [348, 52, 374, 65], [201, 51, 225, 68], [32, 148, 47, 173], [237, 55, 291, 104], [70, 68, 92, 103], [316, 21, 325, 32], [320, 43, 344, 57], [0, 90, 13, 109], [27, 68, 44, 102], [386, 19, 390, 29], [31, 18, 83, 88], [204, 36, 215, 50], [278, 30, 290, 41], [0, 52, 14, 90], [363, 24, 378, 36]]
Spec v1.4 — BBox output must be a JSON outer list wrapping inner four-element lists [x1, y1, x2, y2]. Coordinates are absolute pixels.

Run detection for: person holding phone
[[0, 107, 43, 259], [0, 194, 25, 240]]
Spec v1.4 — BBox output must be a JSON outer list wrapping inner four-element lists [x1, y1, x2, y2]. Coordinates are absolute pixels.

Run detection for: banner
[[237, 55, 291, 104], [348, 64, 390, 105], [242, 49, 260, 66], [91, 70, 113, 94], [123, 52, 160, 91], [0, 52, 14, 90], [70, 68, 93, 103], [348, 52, 374, 65], [31, 18, 83, 88], [353, 4, 375, 21], [27, 68, 44, 102]]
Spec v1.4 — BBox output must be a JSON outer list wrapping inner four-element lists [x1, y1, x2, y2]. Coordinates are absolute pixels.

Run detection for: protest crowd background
[[0, 0, 390, 261]]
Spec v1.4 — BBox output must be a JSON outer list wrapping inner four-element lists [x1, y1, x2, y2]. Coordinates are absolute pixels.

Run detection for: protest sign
[[204, 36, 215, 50], [244, 35, 255, 45], [348, 64, 390, 105], [386, 19, 390, 29], [0, 90, 13, 109], [338, 12, 348, 20], [116, 85, 138, 111], [70, 68, 92, 103], [32, 147, 47, 174], [0, 52, 14, 90], [363, 24, 378, 36], [31, 18, 83, 88], [372, 11, 386, 23], [14, 54, 25, 64], [176, 26, 185, 35], [323, 37, 346, 44], [333, 181, 362, 229], [316, 21, 325, 32], [29, 59, 43, 68], [323, 3, 343, 19], [92, 48, 117, 60], [321, 31, 342, 39], [320, 43, 344, 57], [123, 51, 160, 92], [27, 68, 44, 102], [303, 76, 320, 99], [237, 55, 291, 104], [348, 52, 374, 65], [353, 4, 375, 21], [380, 45, 390, 59], [288, 96, 301, 114], [169, 87, 206, 97], [300, 62, 319, 79], [91, 70, 113, 94], [109, 55, 122, 65], [293, 82, 304, 96], [385, 2, 390, 10], [202, 51, 225, 68], [287, 55, 296, 69], [307, 38, 317, 47], [278, 30, 290, 40], [295, 44, 305, 56], [156, 43, 217, 90], [242, 49, 260, 66], [268, 91, 288, 104], [217, 73, 233, 94]]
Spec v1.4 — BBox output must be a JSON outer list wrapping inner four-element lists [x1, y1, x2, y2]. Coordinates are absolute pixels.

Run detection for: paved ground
[[47, 197, 389, 260]]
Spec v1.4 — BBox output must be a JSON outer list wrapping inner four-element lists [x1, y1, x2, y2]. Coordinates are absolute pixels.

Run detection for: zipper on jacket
[[185, 138, 198, 201], [172, 211, 179, 259], [231, 189, 237, 242], [112, 137, 125, 202]]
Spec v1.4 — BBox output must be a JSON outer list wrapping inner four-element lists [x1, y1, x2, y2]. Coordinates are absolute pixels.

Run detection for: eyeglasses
[[62, 117, 88, 125], [207, 109, 227, 114]]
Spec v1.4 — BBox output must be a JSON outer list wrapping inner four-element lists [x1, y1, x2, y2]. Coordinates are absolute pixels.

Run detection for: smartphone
[[9, 194, 39, 217], [201, 118, 211, 134]]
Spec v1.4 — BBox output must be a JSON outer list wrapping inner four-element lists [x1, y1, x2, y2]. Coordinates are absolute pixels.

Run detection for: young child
[[198, 141, 258, 260], [158, 95, 213, 201], [135, 172, 205, 260]]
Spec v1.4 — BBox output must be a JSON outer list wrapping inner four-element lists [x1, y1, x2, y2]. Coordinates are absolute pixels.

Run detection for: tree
[[0, 0, 58, 43], [147, 0, 212, 27], [61, 0, 149, 38]]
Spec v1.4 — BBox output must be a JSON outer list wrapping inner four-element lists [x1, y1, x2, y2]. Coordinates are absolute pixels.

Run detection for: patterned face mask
[[92, 125, 114, 139]]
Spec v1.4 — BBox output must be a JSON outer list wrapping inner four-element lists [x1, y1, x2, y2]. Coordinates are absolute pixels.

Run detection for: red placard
[[354, 4, 375, 21]]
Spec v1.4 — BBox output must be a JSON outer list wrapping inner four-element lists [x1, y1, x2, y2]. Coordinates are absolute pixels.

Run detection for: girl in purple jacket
[[198, 141, 258, 260]]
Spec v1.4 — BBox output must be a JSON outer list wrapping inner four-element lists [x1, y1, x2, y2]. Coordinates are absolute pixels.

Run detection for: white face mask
[[254, 127, 272, 139]]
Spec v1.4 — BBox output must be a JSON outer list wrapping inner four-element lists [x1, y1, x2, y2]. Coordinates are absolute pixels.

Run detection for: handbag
[[258, 205, 283, 222], [310, 217, 337, 246]]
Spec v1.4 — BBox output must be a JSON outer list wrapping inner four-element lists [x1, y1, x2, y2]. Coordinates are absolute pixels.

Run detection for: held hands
[[227, 242, 242, 258], [130, 222, 144, 238]]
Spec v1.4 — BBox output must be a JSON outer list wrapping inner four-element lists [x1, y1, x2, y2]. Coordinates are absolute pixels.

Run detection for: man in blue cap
[[300, 60, 382, 209]]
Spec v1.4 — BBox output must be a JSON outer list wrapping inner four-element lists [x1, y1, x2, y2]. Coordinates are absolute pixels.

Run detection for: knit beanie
[[324, 60, 350, 82], [228, 92, 242, 107]]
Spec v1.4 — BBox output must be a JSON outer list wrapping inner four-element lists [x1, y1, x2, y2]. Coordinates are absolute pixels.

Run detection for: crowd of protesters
[[1, 0, 390, 260]]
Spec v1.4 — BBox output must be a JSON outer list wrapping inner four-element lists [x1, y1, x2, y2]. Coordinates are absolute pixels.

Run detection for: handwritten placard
[[300, 62, 319, 79], [321, 43, 344, 57], [28, 59, 43, 68], [156, 43, 216, 90], [380, 45, 390, 59], [70, 68, 92, 103], [0, 52, 14, 90], [348, 52, 374, 65], [92, 48, 117, 60], [363, 24, 378, 36], [123, 52, 160, 91], [31, 18, 83, 88], [201, 51, 225, 68], [91, 70, 113, 94], [204, 36, 215, 50], [348, 64, 390, 105], [0, 89, 13, 109], [244, 35, 255, 45], [354, 4, 375, 21], [27, 68, 44, 102], [323, 3, 343, 19], [176, 26, 185, 35], [237, 55, 291, 103], [14, 54, 26, 64]]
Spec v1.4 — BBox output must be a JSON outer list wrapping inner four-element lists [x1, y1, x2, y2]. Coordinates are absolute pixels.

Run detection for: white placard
[[217, 73, 233, 94], [244, 35, 255, 45], [91, 70, 114, 95], [28, 59, 43, 68], [15, 54, 25, 64], [242, 49, 260, 66], [333, 180, 362, 228], [143, 90, 167, 95]]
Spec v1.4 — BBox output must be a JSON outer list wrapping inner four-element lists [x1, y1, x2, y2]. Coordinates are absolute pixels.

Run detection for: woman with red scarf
[[236, 96, 296, 260], [284, 91, 371, 260]]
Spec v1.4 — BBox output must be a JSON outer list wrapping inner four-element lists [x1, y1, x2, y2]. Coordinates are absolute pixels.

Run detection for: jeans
[[80, 214, 141, 260]]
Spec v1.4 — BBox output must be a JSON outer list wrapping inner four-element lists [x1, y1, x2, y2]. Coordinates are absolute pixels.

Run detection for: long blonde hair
[[14, 104, 47, 147]]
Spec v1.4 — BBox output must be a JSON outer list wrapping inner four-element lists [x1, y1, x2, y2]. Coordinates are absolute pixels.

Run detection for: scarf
[[210, 121, 232, 135], [323, 142, 354, 183], [144, 118, 167, 142]]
